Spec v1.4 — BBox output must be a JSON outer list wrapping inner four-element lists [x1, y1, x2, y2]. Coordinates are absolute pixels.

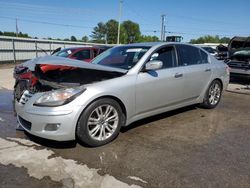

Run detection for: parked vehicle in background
[[166, 36, 183, 42], [53, 46, 110, 62], [199, 46, 219, 58], [15, 42, 229, 146], [13, 46, 111, 104], [216, 44, 228, 60], [226, 36, 250, 80]]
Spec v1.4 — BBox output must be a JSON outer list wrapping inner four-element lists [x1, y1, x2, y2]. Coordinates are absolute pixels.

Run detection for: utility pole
[[105, 33, 107, 44], [15, 18, 18, 37], [163, 25, 166, 41], [117, 0, 123, 44], [161, 14, 166, 41]]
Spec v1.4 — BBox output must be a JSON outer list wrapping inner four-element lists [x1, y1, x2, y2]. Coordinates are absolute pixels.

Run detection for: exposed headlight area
[[34, 87, 86, 107]]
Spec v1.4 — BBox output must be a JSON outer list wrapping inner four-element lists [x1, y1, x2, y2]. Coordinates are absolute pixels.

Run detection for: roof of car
[[123, 42, 190, 47], [194, 44, 213, 48], [125, 42, 163, 47], [64, 42, 201, 50], [63, 46, 108, 51]]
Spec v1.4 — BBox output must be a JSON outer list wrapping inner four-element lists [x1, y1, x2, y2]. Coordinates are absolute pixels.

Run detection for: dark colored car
[[13, 46, 110, 104], [216, 44, 228, 60], [226, 36, 250, 80], [200, 46, 218, 57]]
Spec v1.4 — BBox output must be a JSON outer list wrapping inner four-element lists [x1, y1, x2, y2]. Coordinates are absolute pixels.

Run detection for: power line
[[2, 0, 250, 30], [167, 14, 249, 27], [0, 16, 94, 29], [141, 29, 247, 37], [167, 31, 249, 37], [0, 1, 111, 16], [1, 16, 246, 39]]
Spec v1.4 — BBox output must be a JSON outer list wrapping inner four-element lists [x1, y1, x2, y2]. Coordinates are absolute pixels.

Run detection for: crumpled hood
[[23, 55, 127, 74]]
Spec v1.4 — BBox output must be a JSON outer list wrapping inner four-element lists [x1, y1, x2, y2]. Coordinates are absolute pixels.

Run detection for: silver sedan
[[16, 42, 230, 146]]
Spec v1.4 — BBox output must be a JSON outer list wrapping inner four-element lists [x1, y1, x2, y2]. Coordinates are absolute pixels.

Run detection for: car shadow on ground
[[121, 105, 198, 133], [23, 105, 198, 148], [24, 131, 77, 149]]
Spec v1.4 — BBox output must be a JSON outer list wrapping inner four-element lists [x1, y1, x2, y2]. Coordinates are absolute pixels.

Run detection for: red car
[[43, 46, 110, 72], [13, 46, 110, 102], [53, 46, 108, 62]]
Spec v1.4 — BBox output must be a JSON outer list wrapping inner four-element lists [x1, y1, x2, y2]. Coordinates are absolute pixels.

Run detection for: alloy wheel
[[87, 105, 119, 141], [208, 82, 221, 105]]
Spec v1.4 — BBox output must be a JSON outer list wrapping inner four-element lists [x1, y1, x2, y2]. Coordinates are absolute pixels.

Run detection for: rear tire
[[76, 98, 125, 147], [201, 80, 222, 109]]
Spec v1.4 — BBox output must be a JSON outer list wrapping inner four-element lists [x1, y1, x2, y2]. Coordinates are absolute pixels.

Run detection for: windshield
[[53, 49, 73, 58], [91, 46, 150, 70]]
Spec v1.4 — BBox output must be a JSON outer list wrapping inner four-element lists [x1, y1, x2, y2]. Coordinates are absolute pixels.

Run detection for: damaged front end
[[227, 36, 250, 79], [15, 56, 126, 104], [33, 63, 125, 91]]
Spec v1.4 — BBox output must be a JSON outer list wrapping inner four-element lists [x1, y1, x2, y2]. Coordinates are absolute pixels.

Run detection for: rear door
[[176, 45, 212, 100]]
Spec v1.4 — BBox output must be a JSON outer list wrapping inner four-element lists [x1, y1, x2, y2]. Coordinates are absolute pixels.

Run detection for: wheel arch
[[213, 78, 223, 90], [75, 95, 127, 133], [92, 95, 127, 119], [75, 95, 127, 145]]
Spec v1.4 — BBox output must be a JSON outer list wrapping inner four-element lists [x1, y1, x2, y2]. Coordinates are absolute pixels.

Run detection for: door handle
[[205, 68, 211, 72], [174, 73, 183, 78]]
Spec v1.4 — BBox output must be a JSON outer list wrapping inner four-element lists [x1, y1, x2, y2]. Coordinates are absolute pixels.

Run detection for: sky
[[0, 0, 250, 42]]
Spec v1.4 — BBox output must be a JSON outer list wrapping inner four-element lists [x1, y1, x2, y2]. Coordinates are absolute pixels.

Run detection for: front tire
[[76, 98, 125, 147], [201, 80, 222, 109]]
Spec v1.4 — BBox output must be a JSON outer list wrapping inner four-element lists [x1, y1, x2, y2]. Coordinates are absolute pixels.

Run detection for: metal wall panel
[[0, 36, 113, 63]]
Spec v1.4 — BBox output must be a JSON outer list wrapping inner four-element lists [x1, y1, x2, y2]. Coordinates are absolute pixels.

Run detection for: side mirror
[[144, 60, 163, 71]]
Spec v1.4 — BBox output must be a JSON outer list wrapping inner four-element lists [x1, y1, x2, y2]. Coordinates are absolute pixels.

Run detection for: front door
[[135, 46, 185, 115]]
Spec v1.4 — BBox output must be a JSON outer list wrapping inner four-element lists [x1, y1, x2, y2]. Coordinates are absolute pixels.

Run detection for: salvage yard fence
[[0, 36, 111, 63]]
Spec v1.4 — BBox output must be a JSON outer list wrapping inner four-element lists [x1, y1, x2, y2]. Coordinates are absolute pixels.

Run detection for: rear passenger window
[[177, 45, 202, 66], [200, 50, 209, 64], [149, 46, 176, 69]]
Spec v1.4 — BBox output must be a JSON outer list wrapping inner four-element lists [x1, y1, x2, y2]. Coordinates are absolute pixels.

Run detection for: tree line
[[90, 19, 159, 43], [0, 31, 30, 38], [189, 35, 231, 44], [0, 19, 232, 44]]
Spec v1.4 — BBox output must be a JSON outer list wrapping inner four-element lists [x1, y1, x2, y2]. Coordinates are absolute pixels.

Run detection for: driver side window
[[149, 46, 177, 69]]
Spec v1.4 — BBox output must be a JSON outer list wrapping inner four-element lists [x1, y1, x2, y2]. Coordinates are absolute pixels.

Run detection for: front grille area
[[19, 90, 34, 105], [18, 116, 32, 130]]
